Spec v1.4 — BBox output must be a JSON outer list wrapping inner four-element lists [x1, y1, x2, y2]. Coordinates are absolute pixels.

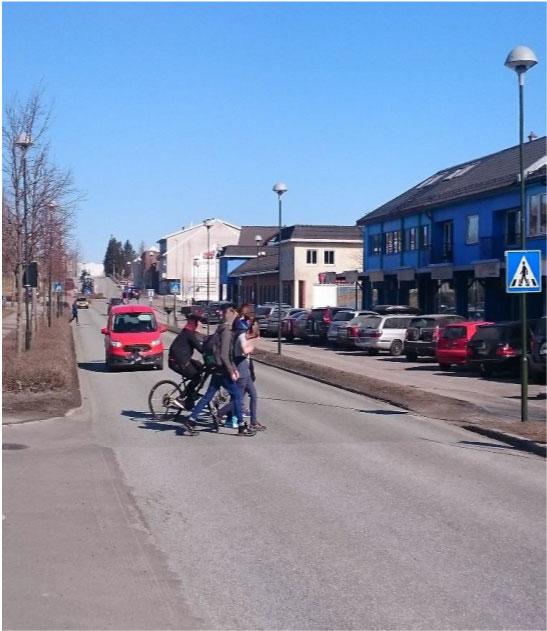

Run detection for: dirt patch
[[3, 319, 81, 422], [253, 349, 546, 447]]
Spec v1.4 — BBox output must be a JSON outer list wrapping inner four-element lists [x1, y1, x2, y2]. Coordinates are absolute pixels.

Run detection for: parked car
[[107, 297, 124, 314], [267, 308, 305, 337], [201, 301, 232, 324], [101, 304, 167, 371], [529, 316, 546, 382], [282, 310, 310, 341], [355, 314, 415, 355], [76, 296, 90, 309], [305, 307, 350, 344], [436, 321, 492, 370], [372, 305, 421, 315], [336, 313, 379, 349], [326, 310, 378, 345], [467, 321, 532, 377], [256, 303, 292, 335], [404, 314, 465, 361]]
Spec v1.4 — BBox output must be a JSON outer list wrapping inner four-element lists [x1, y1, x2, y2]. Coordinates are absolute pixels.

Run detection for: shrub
[[3, 318, 77, 393]]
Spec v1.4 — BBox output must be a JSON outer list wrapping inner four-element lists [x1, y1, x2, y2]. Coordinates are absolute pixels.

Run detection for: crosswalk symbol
[[510, 256, 538, 288], [505, 250, 542, 294]]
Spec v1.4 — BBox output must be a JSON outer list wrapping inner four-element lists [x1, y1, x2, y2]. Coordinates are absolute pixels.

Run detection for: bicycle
[[147, 369, 229, 428]]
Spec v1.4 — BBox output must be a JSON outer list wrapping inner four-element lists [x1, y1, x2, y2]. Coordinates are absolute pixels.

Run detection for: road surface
[[3, 296, 546, 630]]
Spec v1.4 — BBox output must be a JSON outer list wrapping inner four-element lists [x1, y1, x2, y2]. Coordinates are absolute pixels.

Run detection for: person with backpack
[[185, 304, 256, 436], [69, 300, 79, 325], [168, 314, 205, 405]]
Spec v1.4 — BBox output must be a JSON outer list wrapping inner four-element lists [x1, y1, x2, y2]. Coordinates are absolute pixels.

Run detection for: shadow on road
[[120, 409, 220, 435], [78, 361, 108, 373]]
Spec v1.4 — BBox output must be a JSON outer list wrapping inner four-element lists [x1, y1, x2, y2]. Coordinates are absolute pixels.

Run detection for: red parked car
[[101, 304, 167, 371], [436, 321, 492, 370]]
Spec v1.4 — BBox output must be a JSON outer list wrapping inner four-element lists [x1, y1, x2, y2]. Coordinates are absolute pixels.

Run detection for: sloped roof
[[230, 253, 279, 276], [238, 225, 279, 246], [357, 136, 547, 226], [221, 244, 277, 257], [278, 225, 362, 241]]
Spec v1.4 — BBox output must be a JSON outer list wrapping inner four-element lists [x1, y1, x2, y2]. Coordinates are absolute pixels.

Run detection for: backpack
[[202, 327, 224, 370]]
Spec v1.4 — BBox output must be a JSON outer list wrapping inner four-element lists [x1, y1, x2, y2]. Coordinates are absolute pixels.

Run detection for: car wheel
[[389, 340, 403, 356], [105, 356, 114, 371], [405, 351, 418, 362], [368, 349, 380, 356], [479, 363, 494, 378], [285, 334, 294, 342], [438, 363, 451, 371]]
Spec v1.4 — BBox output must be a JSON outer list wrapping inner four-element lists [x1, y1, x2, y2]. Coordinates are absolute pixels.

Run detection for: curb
[[253, 354, 546, 458]]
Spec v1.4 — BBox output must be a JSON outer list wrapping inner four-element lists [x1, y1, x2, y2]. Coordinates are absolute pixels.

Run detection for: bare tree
[[3, 88, 81, 352]]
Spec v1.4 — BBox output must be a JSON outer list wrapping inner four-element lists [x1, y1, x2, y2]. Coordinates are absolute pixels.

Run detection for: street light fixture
[[504, 44, 538, 423], [203, 218, 214, 334], [15, 133, 33, 351], [273, 182, 288, 355]]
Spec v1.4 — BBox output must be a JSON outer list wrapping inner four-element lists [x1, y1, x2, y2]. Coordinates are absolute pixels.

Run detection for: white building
[[78, 262, 104, 277], [157, 219, 240, 301]]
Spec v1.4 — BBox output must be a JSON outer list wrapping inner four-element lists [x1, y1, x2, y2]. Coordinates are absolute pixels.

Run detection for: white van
[[354, 314, 414, 356]]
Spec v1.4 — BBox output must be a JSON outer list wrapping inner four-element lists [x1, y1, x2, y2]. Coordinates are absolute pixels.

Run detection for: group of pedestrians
[[168, 303, 264, 437]]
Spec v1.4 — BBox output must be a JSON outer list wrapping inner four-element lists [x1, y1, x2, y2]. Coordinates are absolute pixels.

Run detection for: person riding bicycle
[[168, 314, 206, 402]]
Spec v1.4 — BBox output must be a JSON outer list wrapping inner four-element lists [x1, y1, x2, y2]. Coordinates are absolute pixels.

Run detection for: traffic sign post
[[505, 250, 542, 422]]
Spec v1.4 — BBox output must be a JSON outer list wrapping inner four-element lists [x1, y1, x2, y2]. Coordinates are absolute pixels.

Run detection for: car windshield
[[256, 307, 272, 317], [472, 326, 504, 341], [113, 312, 157, 333], [360, 316, 381, 329], [442, 326, 467, 339], [333, 311, 355, 322]]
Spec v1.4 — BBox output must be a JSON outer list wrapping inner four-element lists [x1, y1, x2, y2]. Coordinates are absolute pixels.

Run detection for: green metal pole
[[518, 72, 528, 422], [277, 196, 282, 355]]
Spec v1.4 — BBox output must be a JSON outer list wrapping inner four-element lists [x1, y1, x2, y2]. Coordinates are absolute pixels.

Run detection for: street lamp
[[46, 201, 58, 327], [15, 133, 33, 351], [203, 218, 214, 334], [504, 45, 538, 423], [273, 181, 288, 355], [193, 256, 199, 303], [254, 234, 262, 309]]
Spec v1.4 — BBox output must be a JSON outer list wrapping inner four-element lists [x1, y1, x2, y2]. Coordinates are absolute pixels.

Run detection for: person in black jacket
[[168, 314, 205, 399]]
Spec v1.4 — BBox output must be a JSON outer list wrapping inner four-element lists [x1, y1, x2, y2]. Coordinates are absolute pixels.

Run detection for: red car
[[101, 304, 167, 371], [436, 321, 492, 370]]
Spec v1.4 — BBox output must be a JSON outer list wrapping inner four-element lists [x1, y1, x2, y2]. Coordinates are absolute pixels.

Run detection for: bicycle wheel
[[148, 380, 184, 422]]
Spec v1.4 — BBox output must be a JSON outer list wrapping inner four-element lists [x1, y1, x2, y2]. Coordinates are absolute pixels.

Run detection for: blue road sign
[[170, 281, 181, 294], [53, 282, 63, 293], [505, 250, 542, 293]]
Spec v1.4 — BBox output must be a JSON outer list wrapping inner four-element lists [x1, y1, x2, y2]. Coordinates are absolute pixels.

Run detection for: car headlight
[[110, 340, 123, 348], [150, 338, 161, 347], [540, 342, 546, 356]]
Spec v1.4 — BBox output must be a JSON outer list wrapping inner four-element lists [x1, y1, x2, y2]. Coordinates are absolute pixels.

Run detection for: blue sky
[[3, 2, 546, 262]]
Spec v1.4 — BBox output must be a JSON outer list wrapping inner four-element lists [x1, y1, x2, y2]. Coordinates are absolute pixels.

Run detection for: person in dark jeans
[[186, 304, 255, 436], [69, 300, 79, 325], [168, 315, 205, 402]]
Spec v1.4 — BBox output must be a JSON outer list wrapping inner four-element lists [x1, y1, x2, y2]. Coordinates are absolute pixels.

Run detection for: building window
[[528, 193, 547, 237], [419, 224, 429, 249], [385, 230, 402, 254], [324, 250, 335, 265], [466, 214, 479, 244], [405, 227, 418, 251], [506, 209, 521, 246], [384, 232, 394, 255], [369, 234, 381, 256], [306, 249, 317, 264]]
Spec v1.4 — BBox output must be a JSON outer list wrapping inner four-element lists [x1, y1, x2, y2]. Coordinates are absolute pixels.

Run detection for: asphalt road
[[3, 294, 546, 630]]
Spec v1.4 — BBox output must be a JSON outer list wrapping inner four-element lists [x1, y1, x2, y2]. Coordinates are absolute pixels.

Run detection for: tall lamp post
[[46, 201, 58, 327], [273, 182, 288, 355], [204, 218, 214, 334], [504, 45, 538, 423], [193, 256, 199, 303], [15, 133, 33, 351], [254, 234, 262, 309]]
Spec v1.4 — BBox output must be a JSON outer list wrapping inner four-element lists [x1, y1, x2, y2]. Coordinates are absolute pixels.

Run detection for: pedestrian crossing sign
[[505, 250, 542, 293]]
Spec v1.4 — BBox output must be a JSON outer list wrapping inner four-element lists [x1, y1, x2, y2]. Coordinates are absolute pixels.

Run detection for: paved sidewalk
[[2, 309, 18, 339]]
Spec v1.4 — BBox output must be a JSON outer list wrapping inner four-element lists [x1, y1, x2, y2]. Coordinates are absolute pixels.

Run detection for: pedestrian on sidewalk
[[68, 300, 79, 325], [185, 304, 255, 436]]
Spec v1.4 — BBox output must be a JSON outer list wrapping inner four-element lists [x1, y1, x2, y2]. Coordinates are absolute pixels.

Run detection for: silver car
[[355, 314, 415, 356], [266, 308, 304, 337], [326, 310, 377, 345], [335, 314, 378, 348]]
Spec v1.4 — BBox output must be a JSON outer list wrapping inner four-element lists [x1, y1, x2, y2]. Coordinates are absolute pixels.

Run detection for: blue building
[[218, 225, 278, 302], [357, 137, 546, 321]]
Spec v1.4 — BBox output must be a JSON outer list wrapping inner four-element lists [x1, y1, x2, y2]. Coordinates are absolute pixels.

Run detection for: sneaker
[[238, 424, 256, 437], [184, 421, 198, 435], [230, 416, 239, 429], [250, 422, 267, 431]]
